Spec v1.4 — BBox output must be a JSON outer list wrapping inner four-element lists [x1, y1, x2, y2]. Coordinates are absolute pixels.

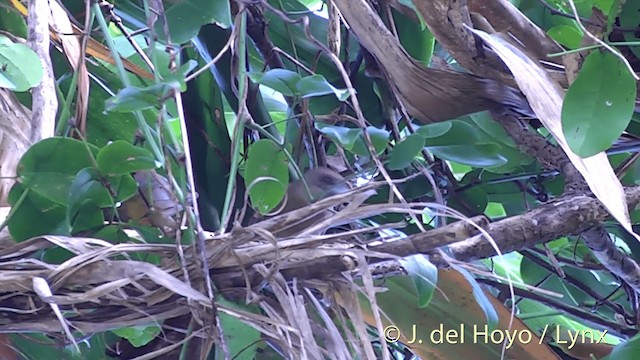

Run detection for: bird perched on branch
[[282, 167, 350, 213], [252, 167, 351, 236]]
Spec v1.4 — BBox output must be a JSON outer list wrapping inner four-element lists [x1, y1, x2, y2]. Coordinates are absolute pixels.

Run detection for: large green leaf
[[182, 45, 234, 231], [96, 140, 158, 175], [157, 0, 231, 44], [0, 35, 43, 91], [17, 137, 100, 205], [388, 133, 426, 170], [561, 51, 637, 157], [604, 333, 640, 359], [7, 183, 69, 241], [244, 139, 289, 214]]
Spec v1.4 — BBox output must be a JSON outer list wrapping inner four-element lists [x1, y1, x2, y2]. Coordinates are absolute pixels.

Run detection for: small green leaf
[[429, 144, 507, 167], [547, 25, 583, 49], [68, 168, 110, 217], [399, 255, 437, 307], [249, 69, 301, 97], [388, 133, 425, 170], [112, 326, 161, 347], [351, 127, 390, 156], [67, 168, 137, 214], [469, 113, 517, 148], [0, 36, 43, 91], [562, 51, 637, 157], [416, 121, 452, 138], [315, 123, 361, 151], [162, 60, 198, 91], [105, 82, 179, 113], [94, 225, 131, 243], [423, 120, 479, 146], [296, 74, 350, 100], [244, 139, 289, 214], [96, 141, 158, 175]]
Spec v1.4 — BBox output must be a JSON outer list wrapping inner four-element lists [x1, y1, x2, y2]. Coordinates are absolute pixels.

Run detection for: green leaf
[[217, 297, 261, 359], [249, 69, 301, 97], [547, 25, 582, 49], [429, 144, 507, 167], [158, 0, 231, 44], [105, 82, 180, 112], [76, 69, 139, 146], [416, 122, 452, 138], [162, 60, 198, 91], [7, 183, 69, 241], [315, 123, 361, 151], [562, 51, 637, 157], [96, 141, 158, 175], [12, 333, 109, 360], [67, 168, 137, 223], [68, 168, 109, 221], [17, 137, 99, 205], [112, 326, 161, 348], [250, 70, 349, 100], [469, 113, 517, 148], [0, 36, 43, 91], [397, 0, 427, 29], [94, 225, 131, 243], [399, 255, 437, 307], [244, 139, 289, 214], [69, 199, 104, 233], [620, 1, 640, 59], [296, 74, 350, 100], [351, 127, 390, 156], [423, 120, 479, 146], [417, 119, 510, 167], [388, 133, 425, 170]]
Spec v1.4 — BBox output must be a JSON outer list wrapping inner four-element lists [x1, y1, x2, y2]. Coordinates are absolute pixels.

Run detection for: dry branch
[[0, 183, 638, 335]]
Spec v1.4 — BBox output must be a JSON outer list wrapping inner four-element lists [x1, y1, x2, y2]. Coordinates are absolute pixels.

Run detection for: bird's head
[[303, 167, 350, 201]]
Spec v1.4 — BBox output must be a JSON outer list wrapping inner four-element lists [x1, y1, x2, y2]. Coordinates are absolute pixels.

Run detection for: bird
[[253, 167, 351, 236], [281, 167, 350, 213]]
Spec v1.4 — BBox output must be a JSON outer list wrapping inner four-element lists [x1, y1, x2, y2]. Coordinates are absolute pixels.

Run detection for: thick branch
[[213, 186, 640, 288]]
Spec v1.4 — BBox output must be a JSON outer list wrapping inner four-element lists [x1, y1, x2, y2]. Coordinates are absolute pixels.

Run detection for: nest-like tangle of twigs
[[0, 181, 485, 357]]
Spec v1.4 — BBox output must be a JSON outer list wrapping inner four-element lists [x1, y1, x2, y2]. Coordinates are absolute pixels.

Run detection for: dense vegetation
[[1, 0, 640, 359]]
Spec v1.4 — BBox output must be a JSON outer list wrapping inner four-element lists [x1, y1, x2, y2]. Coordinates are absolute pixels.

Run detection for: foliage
[[0, 0, 640, 359]]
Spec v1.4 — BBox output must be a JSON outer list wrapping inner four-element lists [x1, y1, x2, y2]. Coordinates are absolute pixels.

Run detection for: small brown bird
[[258, 167, 350, 236], [281, 167, 350, 213]]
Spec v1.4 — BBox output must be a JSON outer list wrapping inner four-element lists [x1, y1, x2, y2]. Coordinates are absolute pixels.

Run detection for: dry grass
[[0, 177, 472, 358]]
